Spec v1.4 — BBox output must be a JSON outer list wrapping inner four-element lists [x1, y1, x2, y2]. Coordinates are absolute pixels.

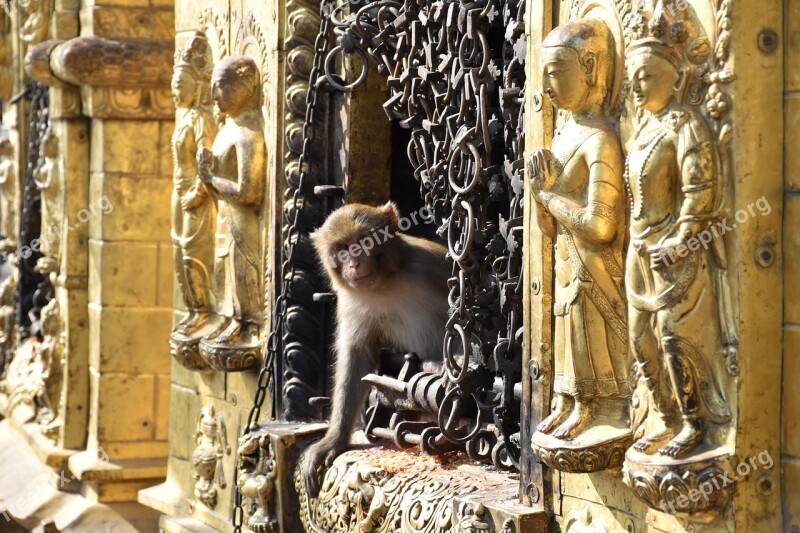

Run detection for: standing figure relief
[[621, 1, 736, 460], [196, 54, 266, 371], [529, 18, 632, 472], [169, 32, 219, 371]]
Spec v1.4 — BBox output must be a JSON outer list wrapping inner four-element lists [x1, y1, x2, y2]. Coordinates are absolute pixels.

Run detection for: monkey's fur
[[302, 202, 450, 496]]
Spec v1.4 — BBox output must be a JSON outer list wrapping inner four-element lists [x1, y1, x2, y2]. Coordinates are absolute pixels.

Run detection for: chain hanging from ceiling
[[325, 0, 527, 470]]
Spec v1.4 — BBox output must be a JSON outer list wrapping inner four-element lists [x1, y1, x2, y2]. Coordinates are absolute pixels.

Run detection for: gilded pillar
[[21, 0, 178, 503]]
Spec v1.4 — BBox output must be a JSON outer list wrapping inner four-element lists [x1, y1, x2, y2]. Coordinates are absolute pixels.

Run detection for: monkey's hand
[[302, 438, 344, 498]]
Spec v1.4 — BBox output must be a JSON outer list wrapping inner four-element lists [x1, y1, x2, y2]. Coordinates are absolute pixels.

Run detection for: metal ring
[[444, 322, 470, 383], [447, 200, 474, 263], [437, 386, 484, 444], [448, 143, 481, 195], [324, 45, 369, 91]]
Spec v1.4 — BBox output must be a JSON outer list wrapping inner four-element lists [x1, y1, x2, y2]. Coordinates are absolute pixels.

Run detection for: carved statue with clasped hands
[[196, 55, 265, 371], [528, 19, 631, 472]]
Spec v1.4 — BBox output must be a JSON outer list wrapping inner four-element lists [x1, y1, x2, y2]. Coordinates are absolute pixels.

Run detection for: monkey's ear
[[383, 201, 400, 230]]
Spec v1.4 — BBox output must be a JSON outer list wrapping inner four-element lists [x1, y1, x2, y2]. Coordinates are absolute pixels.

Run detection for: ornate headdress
[[624, 0, 708, 67], [174, 31, 213, 80]]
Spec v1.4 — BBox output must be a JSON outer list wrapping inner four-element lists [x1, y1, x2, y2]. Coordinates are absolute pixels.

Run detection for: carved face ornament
[[171, 68, 198, 109], [541, 46, 594, 112], [626, 50, 681, 114]]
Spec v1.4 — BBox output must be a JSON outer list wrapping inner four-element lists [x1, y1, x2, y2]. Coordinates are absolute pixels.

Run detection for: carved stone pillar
[[22, 1, 178, 505]]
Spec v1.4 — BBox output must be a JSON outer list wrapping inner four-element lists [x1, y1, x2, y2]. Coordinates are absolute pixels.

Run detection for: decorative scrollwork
[[294, 448, 512, 533]]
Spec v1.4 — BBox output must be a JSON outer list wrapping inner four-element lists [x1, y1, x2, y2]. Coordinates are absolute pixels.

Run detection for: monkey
[[301, 202, 450, 497]]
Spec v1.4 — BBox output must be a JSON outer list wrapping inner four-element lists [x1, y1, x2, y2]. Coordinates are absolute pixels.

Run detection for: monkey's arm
[[302, 315, 379, 497]]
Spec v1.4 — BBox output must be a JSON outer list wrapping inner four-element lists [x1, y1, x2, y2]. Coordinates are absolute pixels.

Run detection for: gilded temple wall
[[784, 0, 800, 530], [0, 0, 796, 530], [139, 1, 281, 529]]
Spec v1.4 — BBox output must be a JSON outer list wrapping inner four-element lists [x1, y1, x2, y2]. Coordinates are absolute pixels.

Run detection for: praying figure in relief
[[528, 19, 630, 462], [197, 55, 266, 356]]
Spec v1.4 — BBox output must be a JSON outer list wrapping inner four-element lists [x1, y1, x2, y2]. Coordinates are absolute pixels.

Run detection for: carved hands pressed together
[[196, 147, 216, 185], [527, 148, 558, 202]]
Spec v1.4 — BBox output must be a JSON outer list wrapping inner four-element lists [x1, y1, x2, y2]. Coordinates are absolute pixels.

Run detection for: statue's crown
[[174, 31, 212, 78], [624, 0, 705, 65]]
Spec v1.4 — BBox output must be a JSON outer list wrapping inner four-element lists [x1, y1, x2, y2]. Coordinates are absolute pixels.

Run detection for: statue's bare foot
[[176, 312, 208, 336], [201, 316, 230, 342], [659, 418, 703, 458], [552, 400, 593, 441], [214, 318, 242, 344], [632, 412, 673, 452], [537, 394, 572, 434]]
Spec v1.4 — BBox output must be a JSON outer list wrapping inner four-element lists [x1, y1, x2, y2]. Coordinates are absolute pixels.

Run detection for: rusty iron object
[[326, 0, 527, 471]]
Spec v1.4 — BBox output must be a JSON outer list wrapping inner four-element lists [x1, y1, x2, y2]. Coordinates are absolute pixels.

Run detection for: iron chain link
[[232, 1, 333, 530]]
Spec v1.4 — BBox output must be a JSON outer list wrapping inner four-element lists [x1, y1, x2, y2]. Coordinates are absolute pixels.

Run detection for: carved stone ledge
[[24, 36, 175, 119], [169, 336, 210, 372], [622, 448, 734, 523], [295, 443, 532, 533]]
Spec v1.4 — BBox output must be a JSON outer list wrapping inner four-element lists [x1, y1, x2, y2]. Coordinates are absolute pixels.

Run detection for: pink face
[[333, 236, 380, 289]]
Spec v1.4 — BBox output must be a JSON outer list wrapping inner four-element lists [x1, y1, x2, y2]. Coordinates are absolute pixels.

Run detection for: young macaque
[[302, 202, 450, 496]]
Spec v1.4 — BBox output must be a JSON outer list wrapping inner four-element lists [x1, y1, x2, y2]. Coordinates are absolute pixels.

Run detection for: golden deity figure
[[621, 3, 735, 463], [0, 132, 18, 252], [192, 405, 230, 509], [169, 32, 218, 351], [528, 18, 631, 471], [197, 55, 265, 371], [33, 128, 62, 274]]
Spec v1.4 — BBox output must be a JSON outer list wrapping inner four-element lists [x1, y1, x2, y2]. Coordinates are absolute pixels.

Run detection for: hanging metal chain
[[232, 1, 333, 531]]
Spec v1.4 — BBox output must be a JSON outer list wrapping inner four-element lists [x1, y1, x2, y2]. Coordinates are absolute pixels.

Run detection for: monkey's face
[[311, 202, 403, 293], [332, 236, 381, 289]]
